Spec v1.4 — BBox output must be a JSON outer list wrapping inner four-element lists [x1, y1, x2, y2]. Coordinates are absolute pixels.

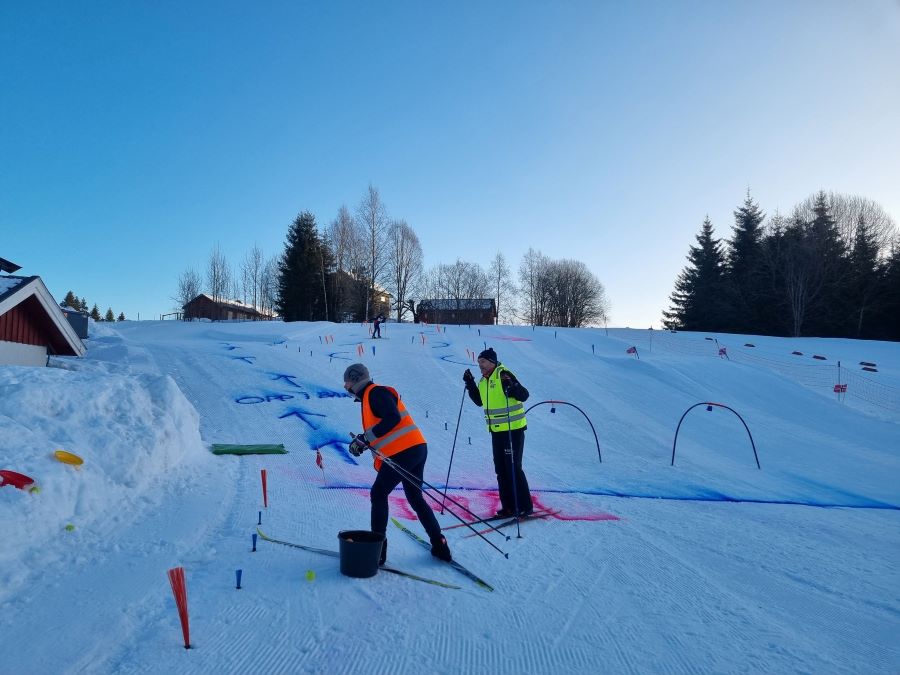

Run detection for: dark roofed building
[[183, 294, 273, 322], [416, 298, 496, 325], [1, 275, 87, 366]]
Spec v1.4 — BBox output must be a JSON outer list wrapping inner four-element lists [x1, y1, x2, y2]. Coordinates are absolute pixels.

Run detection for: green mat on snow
[[211, 443, 287, 455]]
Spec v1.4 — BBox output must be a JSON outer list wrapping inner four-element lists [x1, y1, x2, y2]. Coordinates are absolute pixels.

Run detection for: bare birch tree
[[241, 244, 265, 309], [356, 184, 390, 321], [206, 244, 231, 303], [387, 219, 423, 322], [174, 269, 202, 310], [489, 251, 516, 325]]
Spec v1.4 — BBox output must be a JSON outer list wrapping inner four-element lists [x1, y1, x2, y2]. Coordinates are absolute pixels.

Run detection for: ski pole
[[440, 386, 468, 514], [503, 386, 523, 539], [351, 434, 510, 556]]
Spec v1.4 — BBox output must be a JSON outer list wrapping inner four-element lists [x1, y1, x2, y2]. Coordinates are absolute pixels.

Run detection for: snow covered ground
[[1, 319, 898, 674]]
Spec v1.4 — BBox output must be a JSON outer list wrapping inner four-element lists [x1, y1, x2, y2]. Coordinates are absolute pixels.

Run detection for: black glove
[[348, 434, 368, 457], [499, 372, 517, 396], [463, 368, 475, 385]]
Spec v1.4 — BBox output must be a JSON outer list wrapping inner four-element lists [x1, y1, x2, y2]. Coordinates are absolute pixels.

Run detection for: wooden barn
[[0, 265, 87, 366], [415, 298, 497, 325], [182, 294, 272, 322]]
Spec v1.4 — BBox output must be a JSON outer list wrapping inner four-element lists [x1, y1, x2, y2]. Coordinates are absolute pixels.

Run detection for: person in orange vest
[[463, 347, 534, 518], [343, 363, 451, 565]]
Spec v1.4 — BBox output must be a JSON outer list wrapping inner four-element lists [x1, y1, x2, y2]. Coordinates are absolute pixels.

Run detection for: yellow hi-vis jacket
[[361, 385, 426, 471], [478, 365, 527, 433]]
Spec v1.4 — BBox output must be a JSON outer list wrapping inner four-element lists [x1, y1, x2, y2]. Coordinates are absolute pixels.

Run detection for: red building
[[182, 294, 273, 321], [0, 266, 86, 366]]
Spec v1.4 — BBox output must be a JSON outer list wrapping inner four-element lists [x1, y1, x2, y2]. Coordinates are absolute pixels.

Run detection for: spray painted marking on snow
[[493, 336, 533, 341]]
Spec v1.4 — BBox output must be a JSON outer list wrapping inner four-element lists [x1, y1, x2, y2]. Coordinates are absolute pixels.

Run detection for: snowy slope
[[1, 320, 898, 674]]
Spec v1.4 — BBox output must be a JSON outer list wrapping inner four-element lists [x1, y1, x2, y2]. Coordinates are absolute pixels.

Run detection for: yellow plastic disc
[[54, 450, 84, 466]]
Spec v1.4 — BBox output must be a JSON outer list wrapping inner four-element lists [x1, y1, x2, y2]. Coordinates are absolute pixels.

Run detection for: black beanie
[[478, 348, 498, 364]]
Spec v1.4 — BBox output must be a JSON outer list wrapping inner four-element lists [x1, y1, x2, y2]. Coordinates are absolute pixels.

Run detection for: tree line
[[175, 184, 610, 328], [61, 291, 125, 322], [663, 191, 900, 339]]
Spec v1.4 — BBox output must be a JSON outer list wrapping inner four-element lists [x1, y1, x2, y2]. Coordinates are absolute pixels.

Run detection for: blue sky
[[2, 1, 898, 326]]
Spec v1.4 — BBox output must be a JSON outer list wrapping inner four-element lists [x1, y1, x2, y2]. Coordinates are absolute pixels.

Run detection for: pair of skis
[[257, 525, 493, 591], [256, 527, 461, 589]]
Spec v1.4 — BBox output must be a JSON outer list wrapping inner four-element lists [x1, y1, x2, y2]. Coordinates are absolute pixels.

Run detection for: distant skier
[[343, 362, 451, 565], [372, 313, 385, 338], [463, 347, 534, 517]]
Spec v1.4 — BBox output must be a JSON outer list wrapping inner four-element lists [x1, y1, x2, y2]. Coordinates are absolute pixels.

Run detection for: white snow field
[[1, 319, 898, 674]]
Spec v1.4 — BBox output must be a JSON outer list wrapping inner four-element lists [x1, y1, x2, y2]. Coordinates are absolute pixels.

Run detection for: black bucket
[[338, 530, 385, 578]]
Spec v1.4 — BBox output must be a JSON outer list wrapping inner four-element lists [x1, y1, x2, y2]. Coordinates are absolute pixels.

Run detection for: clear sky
[[2, 1, 898, 326]]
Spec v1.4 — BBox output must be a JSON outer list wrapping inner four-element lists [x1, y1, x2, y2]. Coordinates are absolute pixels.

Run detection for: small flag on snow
[[626, 346, 636, 353], [315, 448, 324, 470]]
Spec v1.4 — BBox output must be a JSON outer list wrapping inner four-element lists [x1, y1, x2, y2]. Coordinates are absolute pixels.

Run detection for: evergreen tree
[[62, 291, 78, 308], [723, 191, 766, 333], [663, 217, 729, 331], [105, 308, 115, 322], [277, 211, 331, 321], [846, 214, 881, 337], [803, 192, 850, 336], [80, 297, 89, 312], [874, 242, 900, 340], [117, 312, 126, 321], [90, 304, 102, 321]]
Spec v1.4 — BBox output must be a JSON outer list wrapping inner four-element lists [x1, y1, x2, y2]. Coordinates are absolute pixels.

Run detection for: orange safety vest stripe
[[361, 385, 426, 471]]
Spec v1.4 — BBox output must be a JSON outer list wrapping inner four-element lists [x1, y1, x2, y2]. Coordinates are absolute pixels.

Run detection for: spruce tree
[[62, 291, 78, 308], [663, 217, 728, 331], [118, 312, 126, 321], [105, 308, 115, 322], [277, 211, 331, 321], [80, 297, 89, 312], [804, 192, 850, 336], [846, 214, 881, 337], [723, 191, 766, 333], [90, 304, 102, 321], [874, 242, 900, 340]]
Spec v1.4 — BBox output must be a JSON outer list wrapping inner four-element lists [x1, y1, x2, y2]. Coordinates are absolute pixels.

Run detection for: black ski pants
[[370, 443, 441, 539], [491, 427, 533, 513]]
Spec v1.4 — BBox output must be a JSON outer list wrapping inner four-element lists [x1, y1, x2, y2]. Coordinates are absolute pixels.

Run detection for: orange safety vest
[[361, 385, 426, 471]]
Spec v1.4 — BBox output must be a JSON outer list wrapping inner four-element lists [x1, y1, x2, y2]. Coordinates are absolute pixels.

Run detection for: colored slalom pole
[[167, 567, 191, 649], [261, 469, 268, 508], [440, 386, 468, 515]]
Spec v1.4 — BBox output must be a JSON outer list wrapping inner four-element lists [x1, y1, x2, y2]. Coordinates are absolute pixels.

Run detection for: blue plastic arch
[[524, 400, 602, 463], [671, 402, 760, 469]]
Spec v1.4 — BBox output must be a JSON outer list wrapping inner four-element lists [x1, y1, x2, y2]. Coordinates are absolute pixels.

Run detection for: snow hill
[[1, 320, 898, 674]]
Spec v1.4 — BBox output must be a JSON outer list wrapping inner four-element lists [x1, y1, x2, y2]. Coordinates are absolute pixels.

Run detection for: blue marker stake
[[258, 511, 262, 525], [592, 344, 595, 355], [252, 533, 257, 552], [444, 422, 448, 430], [236, 569, 243, 589], [372, 346, 375, 356]]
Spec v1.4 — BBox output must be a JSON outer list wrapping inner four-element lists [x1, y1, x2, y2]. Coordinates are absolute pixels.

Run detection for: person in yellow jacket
[[343, 363, 451, 565], [463, 347, 534, 517]]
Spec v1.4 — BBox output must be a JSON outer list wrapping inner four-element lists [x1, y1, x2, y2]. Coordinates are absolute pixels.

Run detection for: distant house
[[415, 298, 497, 325], [182, 294, 273, 322], [329, 270, 392, 322], [60, 305, 89, 339], [0, 272, 87, 366]]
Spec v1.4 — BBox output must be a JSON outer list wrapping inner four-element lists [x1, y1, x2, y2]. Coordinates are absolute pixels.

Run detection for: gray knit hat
[[343, 363, 371, 393]]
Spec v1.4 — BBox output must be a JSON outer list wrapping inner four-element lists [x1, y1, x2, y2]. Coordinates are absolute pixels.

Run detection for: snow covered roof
[[0, 275, 86, 357], [0, 276, 24, 295]]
